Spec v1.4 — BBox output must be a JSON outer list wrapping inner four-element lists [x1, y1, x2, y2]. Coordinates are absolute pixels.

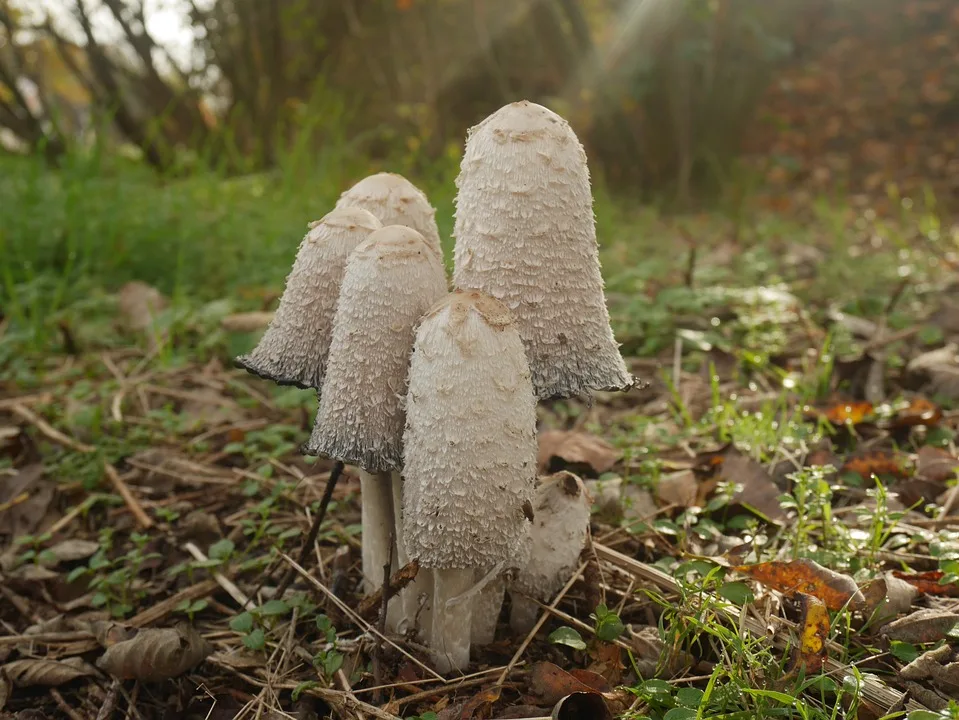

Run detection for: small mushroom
[[303, 225, 448, 607], [403, 290, 536, 672], [235, 207, 381, 389], [452, 100, 633, 399], [509, 471, 591, 634], [336, 172, 443, 259]]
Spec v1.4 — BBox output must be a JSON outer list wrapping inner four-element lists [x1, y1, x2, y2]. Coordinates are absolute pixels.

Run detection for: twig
[[275, 461, 344, 597], [184, 543, 254, 610], [277, 551, 445, 682], [95, 679, 121, 720], [356, 560, 420, 621], [335, 669, 366, 720], [497, 560, 588, 685], [10, 403, 95, 453], [103, 463, 153, 529], [51, 687, 86, 720], [372, 531, 395, 702]]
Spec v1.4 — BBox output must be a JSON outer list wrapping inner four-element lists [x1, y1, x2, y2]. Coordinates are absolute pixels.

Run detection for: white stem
[[392, 472, 433, 641], [471, 574, 505, 646], [431, 568, 475, 673], [508, 590, 540, 635], [359, 470, 396, 596]]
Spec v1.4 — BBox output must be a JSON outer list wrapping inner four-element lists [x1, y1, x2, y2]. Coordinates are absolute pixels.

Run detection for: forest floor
[[1, 158, 959, 720]]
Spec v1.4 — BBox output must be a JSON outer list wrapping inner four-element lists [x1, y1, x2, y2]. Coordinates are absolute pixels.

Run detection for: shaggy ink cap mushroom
[[509, 471, 591, 633], [336, 172, 443, 259], [452, 100, 633, 400], [303, 225, 448, 471], [235, 207, 382, 389], [402, 289, 536, 671]]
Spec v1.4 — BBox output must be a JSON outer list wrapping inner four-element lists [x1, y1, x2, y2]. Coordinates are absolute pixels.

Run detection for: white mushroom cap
[[452, 100, 633, 399], [236, 207, 382, 389], [336, 172, 443, 259], [303, 226, 448, 471], [512, 471, 591, 602], [403, 290, 536, 570]]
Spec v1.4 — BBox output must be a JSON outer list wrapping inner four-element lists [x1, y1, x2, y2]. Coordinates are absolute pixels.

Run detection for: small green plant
[[591, 603, 626, 642], [314, 614, 344, 679], [176, 598, 209, 622]]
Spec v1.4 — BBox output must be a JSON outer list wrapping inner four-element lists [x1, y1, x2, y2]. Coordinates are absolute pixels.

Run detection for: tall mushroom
[[509, 471, 591, 633], [303, 226, 448, 618], [336, 172, 444, 260], [452, 100, 633, 400], [235, 207, 382, 389], [403, 290, 536, 672]]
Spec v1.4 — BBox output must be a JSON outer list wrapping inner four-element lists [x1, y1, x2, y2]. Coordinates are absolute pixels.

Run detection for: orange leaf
[[892, 397, 943, 428], [396, 0, 413, 9], [804, 401, 874, 426], [734, 558, 865, 611], [840, 449, 912, 480], [452, 685, 501, 720], [891, 571, 959, 597], [529, 662, 599, 706]]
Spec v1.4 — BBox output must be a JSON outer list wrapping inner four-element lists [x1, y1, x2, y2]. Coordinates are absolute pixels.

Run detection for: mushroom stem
[[471, 574, 505, 646], [359, 470, 397, 596], [391, 473, 433, 641], [431, 568, 475, 673], [508, 592, 541, 635]]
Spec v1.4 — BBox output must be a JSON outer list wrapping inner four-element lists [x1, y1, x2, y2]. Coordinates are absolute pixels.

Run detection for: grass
[[1, 146, 958, 720]]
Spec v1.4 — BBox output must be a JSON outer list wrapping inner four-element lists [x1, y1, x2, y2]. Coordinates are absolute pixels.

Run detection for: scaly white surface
[[453, 100, 633, 399], [336, 172, 444, 259], [236, 207, 381, 389], [304, 226, 448, 471]]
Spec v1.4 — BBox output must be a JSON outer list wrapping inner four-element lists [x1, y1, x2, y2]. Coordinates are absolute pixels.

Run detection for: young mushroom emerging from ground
[[509, 471, 591, 633], [403, 290, 536, 672], [452, 100, 633, 400], [336, 172, 444, 260], [235, 207, 382, 389], [303, 226, 448, 625]]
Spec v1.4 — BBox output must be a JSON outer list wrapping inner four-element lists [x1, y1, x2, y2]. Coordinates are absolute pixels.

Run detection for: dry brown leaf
[[891, 570, 959, 597], [655, 470, 698, 508], [882, 609, 959, 644], [96, 624, 212, 680], [2, 657, 96, 687], [0, 671, 10, 710], [734, 558, 865, 611], [39, 539, 100, 567], [0, 464, 53, 538], [439, 685, 501, 720], [900, 645, 959, 693], [537, 431, 620, 476], [720, 453, 787, 523], [529, 662, 600, 705], [860, 574, 919, 627], [88, 620, 135, 648], [916, 446, 959, 484], [840, 448, 912, 481]]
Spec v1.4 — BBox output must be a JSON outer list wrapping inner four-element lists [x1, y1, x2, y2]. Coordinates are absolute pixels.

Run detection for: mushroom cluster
[[236, 100, 632, 673]]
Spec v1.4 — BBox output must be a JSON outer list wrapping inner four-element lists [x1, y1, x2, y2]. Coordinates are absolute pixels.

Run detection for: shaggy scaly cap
[[403, 290, 536, 569], [235, 207, 381, 389], [336, 172, 443, 259], [303, 226, 448, 471], [452, 100, 633, 399]]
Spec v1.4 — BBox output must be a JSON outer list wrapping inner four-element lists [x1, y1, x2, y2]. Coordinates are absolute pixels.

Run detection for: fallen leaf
[[805, 401, 874, 426], [891, 397, 943, 427], [916, 446, 959, 484], [0, 671, 9, 710], [206, 650, 265, 670], [860, 574, 919, 627], [840, 449, 912, 481], [444, 685, 500, 720], [96, 624, 212, 680], [891, 570, 959, 597], [907, 345, 959, 400], [881, 609, 959, 644], [585, 644, 622, 687], [2, 657, 96, 687], [734, 558, 865, 611], [655, 470, 699, 508], [537, 431, 620, 476], [0, 464, 53, 537], [719, 453, 787, 523], [39, 539, 100, 567], [551, 692, 613, 720], [899, 645, 959, 693], [88, 620, 135, 648], [789, 593, 829, 673], [529, 662, 600, 705]]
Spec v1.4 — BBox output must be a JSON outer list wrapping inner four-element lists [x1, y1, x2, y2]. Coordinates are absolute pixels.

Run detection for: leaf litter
[[0, 223, 958, 720]]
